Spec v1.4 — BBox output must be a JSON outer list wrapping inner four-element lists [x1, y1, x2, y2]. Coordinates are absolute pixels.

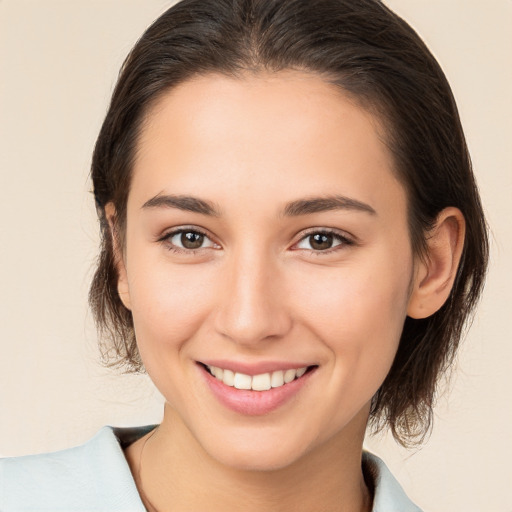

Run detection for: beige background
[[1, 1, 510, 510]]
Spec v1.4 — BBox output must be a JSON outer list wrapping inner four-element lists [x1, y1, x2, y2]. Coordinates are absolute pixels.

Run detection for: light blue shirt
[[0, 426, 422, 511]]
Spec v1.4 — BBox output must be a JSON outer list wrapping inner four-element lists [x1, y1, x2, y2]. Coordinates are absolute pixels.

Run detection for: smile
[[206, 365, 309, 391], [200, 362, 317, 415]]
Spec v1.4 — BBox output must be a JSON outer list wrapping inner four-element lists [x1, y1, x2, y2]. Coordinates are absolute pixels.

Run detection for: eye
[[162, 228, 219, 252], [294, 230, 353, 252]]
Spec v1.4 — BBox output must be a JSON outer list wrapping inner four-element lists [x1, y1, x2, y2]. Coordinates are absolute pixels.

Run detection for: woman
[[0, 0, 488, 510]]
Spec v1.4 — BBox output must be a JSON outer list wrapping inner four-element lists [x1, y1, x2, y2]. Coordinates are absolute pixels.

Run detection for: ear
[[104, 202, 132, 311], [407, 207, 465, 319]]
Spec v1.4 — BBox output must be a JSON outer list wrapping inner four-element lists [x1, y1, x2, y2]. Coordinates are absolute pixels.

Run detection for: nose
[[213, 248, 293, 347]]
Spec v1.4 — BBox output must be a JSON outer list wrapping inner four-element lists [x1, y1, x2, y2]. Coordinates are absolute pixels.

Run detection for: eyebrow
[[282, 195, 376, 217], [142, 194, 221, 216], [142, 193, 376, 217]]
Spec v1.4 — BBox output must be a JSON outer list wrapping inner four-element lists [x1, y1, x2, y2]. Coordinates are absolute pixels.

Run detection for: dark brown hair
[[89, 0, 488, 445]]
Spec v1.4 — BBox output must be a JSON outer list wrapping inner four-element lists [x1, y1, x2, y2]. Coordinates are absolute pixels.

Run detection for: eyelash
[[158, 227, 218, 255], [158, 227, 355, 256], [294, 228, 355, 255]]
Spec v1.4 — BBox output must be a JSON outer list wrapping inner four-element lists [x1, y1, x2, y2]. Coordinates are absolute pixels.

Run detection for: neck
[[126, 404, 371, 512]]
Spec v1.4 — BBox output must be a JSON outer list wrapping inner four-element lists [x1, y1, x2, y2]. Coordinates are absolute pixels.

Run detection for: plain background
[[1, 1, 510, 510]]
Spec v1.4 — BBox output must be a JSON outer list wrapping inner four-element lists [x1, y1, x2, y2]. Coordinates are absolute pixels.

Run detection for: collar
[[1, 426, 422, 511]]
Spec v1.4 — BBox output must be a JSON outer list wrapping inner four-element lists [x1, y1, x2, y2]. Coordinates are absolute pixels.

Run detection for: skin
[[111, 70, 465, 512]]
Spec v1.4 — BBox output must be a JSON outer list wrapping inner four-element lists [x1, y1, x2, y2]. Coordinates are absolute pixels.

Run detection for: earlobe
[[104, 203, 132, 311], [407, 207, 465, 319]]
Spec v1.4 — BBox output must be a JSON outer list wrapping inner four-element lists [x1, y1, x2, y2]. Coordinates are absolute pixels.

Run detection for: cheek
[[126, 259, 221, 409], [292, 250, 413, 378], [126, 254, 216, 358], [296, 258, 410, 333], [289, 255, 413, 429]]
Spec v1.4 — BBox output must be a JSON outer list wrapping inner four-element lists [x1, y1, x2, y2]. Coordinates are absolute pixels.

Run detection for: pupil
[[181, 231, 203, 249], [310, 233, 332, 250]]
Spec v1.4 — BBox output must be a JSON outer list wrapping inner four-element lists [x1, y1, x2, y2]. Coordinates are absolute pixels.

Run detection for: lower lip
[[199, 365, 315, 416]]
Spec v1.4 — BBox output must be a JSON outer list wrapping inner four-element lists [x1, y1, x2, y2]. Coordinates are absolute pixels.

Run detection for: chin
[[212, 445, 302, 472], [201, 430, 312, 472]]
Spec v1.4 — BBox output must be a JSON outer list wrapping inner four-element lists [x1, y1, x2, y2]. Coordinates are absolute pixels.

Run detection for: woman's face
[[117, 71, 416, 470]]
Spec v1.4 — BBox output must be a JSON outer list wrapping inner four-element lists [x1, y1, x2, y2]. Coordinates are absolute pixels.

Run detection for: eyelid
[[158, 225, 221, 253], [157, 225, 355, 255], [292, 227, 356, 253]]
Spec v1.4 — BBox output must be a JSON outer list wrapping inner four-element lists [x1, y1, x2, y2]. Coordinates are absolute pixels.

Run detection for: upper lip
[[199, 359, 316, 376]]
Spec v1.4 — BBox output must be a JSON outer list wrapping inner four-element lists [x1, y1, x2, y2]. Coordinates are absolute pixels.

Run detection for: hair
[[89, 0, 488, 446]]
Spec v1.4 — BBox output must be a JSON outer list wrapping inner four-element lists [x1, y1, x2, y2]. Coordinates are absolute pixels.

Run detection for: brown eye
[[165, 229, 218, 252], [309, 233, 334, 250], [294, 230, 352, 253], [181, 231, 204, 249]]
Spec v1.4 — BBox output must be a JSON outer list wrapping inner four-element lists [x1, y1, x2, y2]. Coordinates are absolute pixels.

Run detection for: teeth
[[212, 366, 224, 380], [233, 372, 252, 390], [283, 369, 297, 383], [222, 369, 235, 386], [270, 370, 284, 388], [296, 367, 307, 378], [251, 373, 271, 391], [207, 365, 309, 391]]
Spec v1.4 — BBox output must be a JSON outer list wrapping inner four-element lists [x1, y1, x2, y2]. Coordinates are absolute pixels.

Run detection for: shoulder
[[363, 451, 423, 512], [0, 426, 155, 512]]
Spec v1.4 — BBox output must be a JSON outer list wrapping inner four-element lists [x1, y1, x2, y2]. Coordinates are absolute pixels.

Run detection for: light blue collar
[[1, 426, 422, 511]]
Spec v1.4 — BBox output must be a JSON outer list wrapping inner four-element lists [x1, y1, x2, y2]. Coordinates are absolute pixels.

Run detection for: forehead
[[131, 70, 405, 218]]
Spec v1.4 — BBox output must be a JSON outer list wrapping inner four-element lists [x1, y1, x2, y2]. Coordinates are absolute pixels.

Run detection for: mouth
[[202, 363, 315, 391], [197, 361, 317, 415], [196, 360, 319, 416]]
